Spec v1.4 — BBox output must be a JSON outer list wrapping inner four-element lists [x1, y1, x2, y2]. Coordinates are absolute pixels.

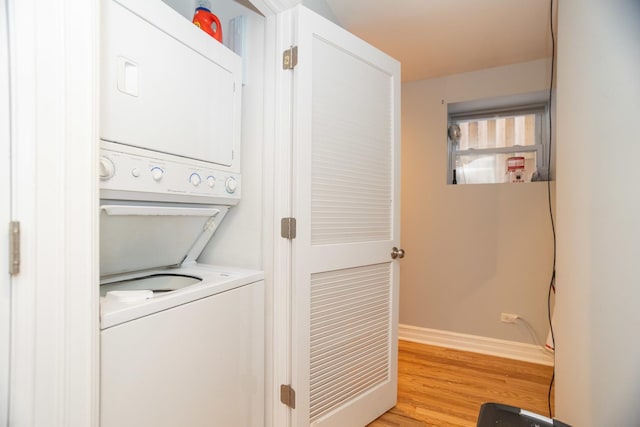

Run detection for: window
[[448, 103, 549, 184]]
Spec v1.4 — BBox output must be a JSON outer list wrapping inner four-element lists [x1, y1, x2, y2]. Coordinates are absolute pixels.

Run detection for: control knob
[[225, 176, 238, 193], [151, 167, 164, 182], [206, 176, 216, 188], [99, 156, 115, 181], [190, 173, 202, 187]]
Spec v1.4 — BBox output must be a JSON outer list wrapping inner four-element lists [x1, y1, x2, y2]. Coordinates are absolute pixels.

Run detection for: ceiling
[[324, 0, 555, 82]]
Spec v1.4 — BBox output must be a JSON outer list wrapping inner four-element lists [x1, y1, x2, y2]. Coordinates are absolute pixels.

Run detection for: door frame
[[1, 0, 12, 423], [6, 0, 99, 424], [262, 6, 297, 427], [4, 0, 302, 425]]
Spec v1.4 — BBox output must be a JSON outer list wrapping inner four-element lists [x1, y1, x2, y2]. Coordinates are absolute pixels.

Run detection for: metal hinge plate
[[283, 46, 298, 70], [280, 384, 296, 409], [281, 217, 297, 240], [9, 221, 20, 275]]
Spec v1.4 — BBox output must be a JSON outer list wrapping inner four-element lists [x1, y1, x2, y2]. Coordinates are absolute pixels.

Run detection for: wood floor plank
[[368, 340, 554, 427]]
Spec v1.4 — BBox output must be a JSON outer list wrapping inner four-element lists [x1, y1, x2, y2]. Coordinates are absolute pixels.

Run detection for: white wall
[[555, 1, 640, 425], [401, 59, 555, 345]]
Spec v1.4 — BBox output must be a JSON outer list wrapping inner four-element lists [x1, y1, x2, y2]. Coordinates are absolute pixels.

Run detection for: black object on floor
[[477, 403, 571, 427]]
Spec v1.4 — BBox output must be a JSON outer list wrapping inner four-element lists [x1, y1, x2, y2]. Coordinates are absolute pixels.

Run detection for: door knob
[[391, 247, 405, 260]]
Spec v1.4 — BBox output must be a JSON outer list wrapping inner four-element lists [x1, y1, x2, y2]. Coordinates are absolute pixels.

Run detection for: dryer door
[[100, 0, 242, 168]]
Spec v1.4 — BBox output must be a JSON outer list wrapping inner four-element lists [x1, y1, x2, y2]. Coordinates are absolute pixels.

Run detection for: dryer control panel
[[100, 141, 241, 205]]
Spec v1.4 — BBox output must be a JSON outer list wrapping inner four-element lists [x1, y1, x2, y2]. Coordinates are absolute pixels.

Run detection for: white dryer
[[98, 1, 260, 424], [98, 145, 264, 427]]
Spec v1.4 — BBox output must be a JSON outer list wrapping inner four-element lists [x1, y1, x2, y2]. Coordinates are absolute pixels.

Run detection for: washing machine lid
[[100, 202, 229, 278]]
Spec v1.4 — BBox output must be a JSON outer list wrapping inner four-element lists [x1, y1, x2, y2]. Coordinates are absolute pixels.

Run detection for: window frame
[[448, 103, 550, 185]]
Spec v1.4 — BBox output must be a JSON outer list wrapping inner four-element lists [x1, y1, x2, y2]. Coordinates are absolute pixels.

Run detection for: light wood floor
[[367, 340, 554, 427]]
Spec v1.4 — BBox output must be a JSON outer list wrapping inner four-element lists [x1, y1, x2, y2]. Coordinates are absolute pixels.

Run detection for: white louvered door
[[289, 6, 401, 427]]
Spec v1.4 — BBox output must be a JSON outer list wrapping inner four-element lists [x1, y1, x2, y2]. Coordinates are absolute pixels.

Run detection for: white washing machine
[[99, 145, 264, 427], [98, 0, 260, 423]]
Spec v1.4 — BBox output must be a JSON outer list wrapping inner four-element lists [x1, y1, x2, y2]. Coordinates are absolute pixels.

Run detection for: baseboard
[[399, 324, 554, 366]]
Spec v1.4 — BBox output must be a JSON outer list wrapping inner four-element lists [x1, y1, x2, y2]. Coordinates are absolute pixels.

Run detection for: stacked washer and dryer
[[98, 1, 264, 426]]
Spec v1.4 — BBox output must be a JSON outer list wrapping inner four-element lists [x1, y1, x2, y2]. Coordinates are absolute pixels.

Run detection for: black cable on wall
[[546, 0, 557, 419]]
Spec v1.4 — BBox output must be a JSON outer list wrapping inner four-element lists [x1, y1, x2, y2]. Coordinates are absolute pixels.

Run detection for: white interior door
[[289, 6, 401, 426], [0, 0, 11, 423]]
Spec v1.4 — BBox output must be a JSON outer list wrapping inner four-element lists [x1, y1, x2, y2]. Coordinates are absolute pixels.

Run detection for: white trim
[[263, 8, 295, 427], [399, 324, 554, 366], [0, 0, 12, 423], [262, 0, 301, 13], [8, 0, 99, 424], [247, 0, 300, 16]]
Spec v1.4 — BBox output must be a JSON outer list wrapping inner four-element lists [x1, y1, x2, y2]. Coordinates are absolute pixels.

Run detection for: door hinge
[[280, 384, 296, 409], [283, 46, 298, 70], [280, 217, 297, 240], [9, 221, 20, 275]]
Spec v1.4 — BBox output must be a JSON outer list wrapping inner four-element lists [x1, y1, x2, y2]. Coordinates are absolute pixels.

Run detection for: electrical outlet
[[500, 312, 519, 323]]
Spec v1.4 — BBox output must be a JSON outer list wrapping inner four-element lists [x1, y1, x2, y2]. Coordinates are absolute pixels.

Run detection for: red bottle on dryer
[[192, 1, 222, 43]]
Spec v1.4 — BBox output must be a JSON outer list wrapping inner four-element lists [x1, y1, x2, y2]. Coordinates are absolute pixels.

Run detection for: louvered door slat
[[309, 264, 391, 422]]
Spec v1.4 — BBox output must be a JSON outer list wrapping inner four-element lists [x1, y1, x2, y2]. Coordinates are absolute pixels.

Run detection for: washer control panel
[[100, 144, 240, 204]]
